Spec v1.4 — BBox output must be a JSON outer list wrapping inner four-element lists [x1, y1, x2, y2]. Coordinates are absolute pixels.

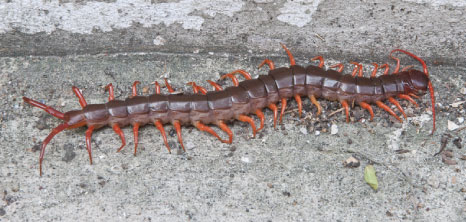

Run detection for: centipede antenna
[[390, 49, 428, 76], [390, 49, 435, 134], [22, 97, 65, 120]]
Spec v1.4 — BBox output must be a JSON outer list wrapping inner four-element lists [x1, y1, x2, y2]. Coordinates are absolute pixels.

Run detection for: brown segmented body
[[79, 67, 423, 126], [23, 44, 436, 175]]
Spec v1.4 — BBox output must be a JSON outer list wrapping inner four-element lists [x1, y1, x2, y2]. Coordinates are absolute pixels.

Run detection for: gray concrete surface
[[1, 0, 466, 221]]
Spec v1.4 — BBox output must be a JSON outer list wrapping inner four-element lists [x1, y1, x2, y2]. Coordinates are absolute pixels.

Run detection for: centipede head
[[390, 49, 436, 134], [405, 69, 429, 95]]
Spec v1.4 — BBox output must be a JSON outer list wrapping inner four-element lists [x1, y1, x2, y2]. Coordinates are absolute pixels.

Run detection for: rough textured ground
[[0, 0, 465, 221]]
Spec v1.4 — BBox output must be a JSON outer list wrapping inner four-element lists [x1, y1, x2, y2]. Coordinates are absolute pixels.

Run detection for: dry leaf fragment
[[364, 165, 378, 190]]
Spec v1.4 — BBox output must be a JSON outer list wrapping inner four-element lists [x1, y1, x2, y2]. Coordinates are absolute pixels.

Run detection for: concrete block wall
[[1, 0, 464, 65]]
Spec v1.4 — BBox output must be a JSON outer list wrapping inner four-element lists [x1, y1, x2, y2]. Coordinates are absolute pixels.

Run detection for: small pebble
[[343, 156, 360, 168], [315, 130, 320, 136], [448, 120, 460, 131], [460, 88, 466, 95], [453, 138, 462, 149], [330, 124, 338, 135], [300, 127, 308, 135], [451, 101, 465, 108], [458, 117, 464, 124], [241, 156, 250, 163]]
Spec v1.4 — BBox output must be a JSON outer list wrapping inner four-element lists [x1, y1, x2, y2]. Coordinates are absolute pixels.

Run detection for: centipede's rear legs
[[22, 96, 68, 176]]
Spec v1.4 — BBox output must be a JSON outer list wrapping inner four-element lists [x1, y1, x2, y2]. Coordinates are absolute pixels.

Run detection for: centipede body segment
[[23, 44, 436, 175]]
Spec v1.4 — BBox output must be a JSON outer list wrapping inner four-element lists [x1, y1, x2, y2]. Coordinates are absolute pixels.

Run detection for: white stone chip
[[330, 124, 338, 135], [448, 120, 460, 131]]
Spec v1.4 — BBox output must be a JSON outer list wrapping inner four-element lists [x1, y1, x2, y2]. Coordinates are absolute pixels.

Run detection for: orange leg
[[279, 98, 287, 124], [340, 100, 350, 122], [294, 94, 302, 117], [380, 64, 390, 75], [237, 115, 257, 138], [207, 80, 223, 91], [390, 54, 401, 73], [359, 101, 374, 121], [408, 93, 420, 99], [38, 123, 69, 176], [350, 62, 363, 77], [164, 78, 175, 93], [187, 82, 200, 94], [154, 81, 161, 94], [398, 94, 419, 107], [194, 121, 229, 143], [105, 83, 115, 101], [72, 86, 87, 108], [132, 123, 140, 156], [154, 120, 171, 153], [85, 125, 95, 164], [401, 65, 414, 72], [280, 43, 296, 66], [268, 104, 278, 129], [351, 63, 359, 77], [172, 120, 185, 151], [370, 63, 379, 77], [187, 82, 208, 94], [330, 63, 344, 72], [220, 69, 252, 86], [311, 56, 324, 68], [258, 59, 275, 70], [113, 124, 127, 152], [255, 109, 265, 131], [376, 101, 402, 122], [196, 85, 208, 94], [388, 97, 407, 119], [309, 95, 322, 116], [229, 69, 252, 80], [216, 121, 233, 144], [220, 74, 239, 86], [22, 97, 65, 120], [132, 81, 140, 97]]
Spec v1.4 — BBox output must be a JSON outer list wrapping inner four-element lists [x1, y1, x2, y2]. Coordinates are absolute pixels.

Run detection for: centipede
[[23, 44, 436, 175]]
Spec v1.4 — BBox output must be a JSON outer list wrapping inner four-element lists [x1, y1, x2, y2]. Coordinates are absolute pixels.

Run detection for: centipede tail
[[23, 44, 436, 175]]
